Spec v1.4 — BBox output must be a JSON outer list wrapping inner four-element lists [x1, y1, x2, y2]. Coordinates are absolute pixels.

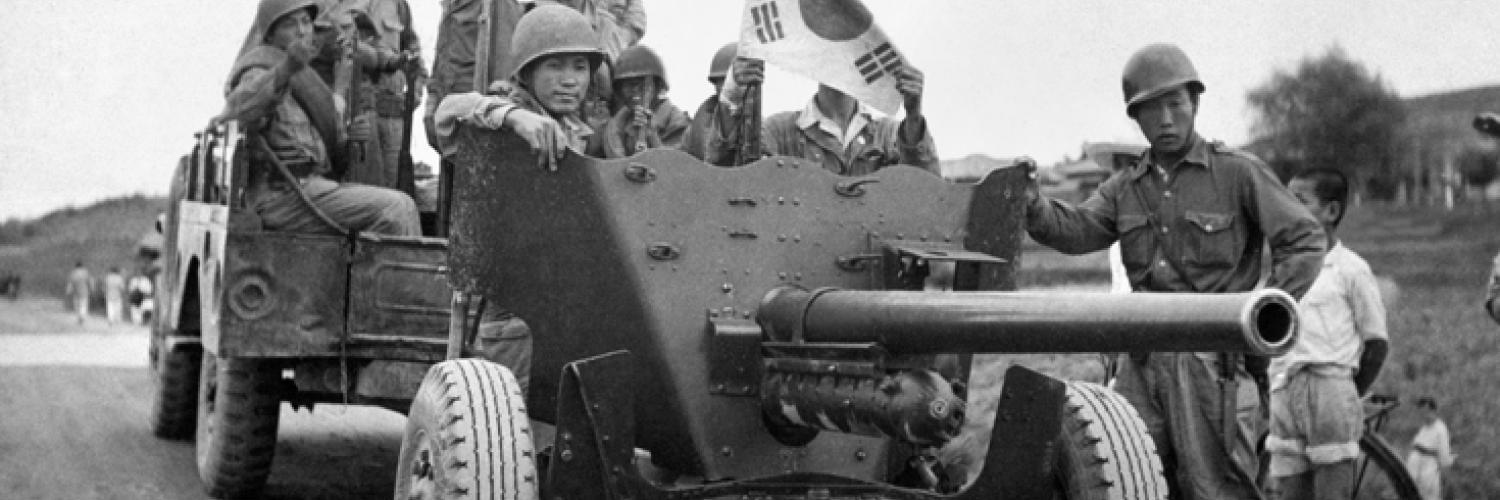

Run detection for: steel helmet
[[1121, 43, 1206, 116], [254, 0, 320, 41], [707, 42, 737, 83], [614, 44, 668, 90], [509, 4, 605, 81]]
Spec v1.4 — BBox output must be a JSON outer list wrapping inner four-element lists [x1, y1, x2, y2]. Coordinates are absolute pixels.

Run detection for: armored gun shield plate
[[450, 129, 1031, 481]]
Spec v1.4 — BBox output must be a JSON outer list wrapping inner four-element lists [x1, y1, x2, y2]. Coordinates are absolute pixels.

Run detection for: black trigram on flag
[[855, 42, 902, 84], [751, 1, 785, 43]]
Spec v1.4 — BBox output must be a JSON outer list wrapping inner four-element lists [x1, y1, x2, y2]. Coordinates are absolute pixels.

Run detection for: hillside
[[0, 195, 168, 298]]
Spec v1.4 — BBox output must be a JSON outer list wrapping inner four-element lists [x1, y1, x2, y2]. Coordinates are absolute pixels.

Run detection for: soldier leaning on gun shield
[[1019, 44, 1327, 500], [434, 4, 607, 171]]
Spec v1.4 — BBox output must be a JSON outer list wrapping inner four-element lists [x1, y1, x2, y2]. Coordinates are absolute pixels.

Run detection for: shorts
[[1266, 365, 1362, 477]]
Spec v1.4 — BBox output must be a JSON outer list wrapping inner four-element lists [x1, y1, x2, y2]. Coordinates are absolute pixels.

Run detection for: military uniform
[[224, 0, 420, 237], [683, 42, 736, 164], [705, 97, 939, 176], [358, 0, 423, 192], [1027, 135, 1327, 499]]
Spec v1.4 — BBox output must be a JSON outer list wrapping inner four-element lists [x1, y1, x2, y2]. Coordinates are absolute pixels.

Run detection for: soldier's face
[[616, 77, 659, 106], [266, 9, 314, 51], [528, 54, 593, 116], [1133, 87, 1196, 154]]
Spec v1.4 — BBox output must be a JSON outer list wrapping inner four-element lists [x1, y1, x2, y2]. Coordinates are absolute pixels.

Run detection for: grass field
[[948, 201, 1500, 498]]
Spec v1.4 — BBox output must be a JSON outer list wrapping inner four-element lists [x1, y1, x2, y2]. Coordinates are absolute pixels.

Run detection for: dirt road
[[0, 298, 407, 500]]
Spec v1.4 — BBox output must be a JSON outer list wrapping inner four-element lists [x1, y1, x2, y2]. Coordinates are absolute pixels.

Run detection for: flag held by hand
[[739, 0, 908, 115]]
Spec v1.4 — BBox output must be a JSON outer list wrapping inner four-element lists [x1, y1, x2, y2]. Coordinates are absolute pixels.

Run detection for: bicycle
[[1352, 394, 1421, 500]]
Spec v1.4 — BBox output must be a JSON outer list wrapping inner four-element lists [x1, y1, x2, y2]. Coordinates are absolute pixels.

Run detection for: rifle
[[630, 93, 648, 154], [332, 14, 371, 179], [396, 51, 419, 198], [733, 82, 762, 166]]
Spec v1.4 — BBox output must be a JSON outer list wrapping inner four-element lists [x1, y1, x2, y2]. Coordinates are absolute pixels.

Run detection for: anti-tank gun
[[400, 129, 1299, 499]]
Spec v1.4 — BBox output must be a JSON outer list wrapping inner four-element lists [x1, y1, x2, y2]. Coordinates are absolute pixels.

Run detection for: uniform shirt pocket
[[1183, 210, 1239, 268], [1117, 214, 1153, 269]]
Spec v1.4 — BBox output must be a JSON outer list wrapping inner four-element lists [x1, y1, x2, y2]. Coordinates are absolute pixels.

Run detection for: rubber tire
[[148, 337, 201, 439], [1053, 381, 1168, 500], [195, 351, 281, 499], [394, 359, 537, 500], [1353, 432, 1421, 500]]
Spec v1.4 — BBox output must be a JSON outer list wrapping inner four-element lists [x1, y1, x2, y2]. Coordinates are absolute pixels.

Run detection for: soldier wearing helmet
[[1021, 43, 1327, 499], [434, 4, 606, 170], [597, 44, 692, 158], [220, 0, 421, 236], [683, 42, 737, 163]]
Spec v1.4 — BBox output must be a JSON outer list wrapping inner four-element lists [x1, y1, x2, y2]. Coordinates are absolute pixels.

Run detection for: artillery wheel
[[1054, 381, 1167, 500], [195, 351, 281, 499], [148, 335, 200, 439], [394, 359, 537, 500]]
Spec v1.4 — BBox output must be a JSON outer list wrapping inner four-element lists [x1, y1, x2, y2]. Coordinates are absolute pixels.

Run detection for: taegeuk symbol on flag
[[738, 0, 908, 115]]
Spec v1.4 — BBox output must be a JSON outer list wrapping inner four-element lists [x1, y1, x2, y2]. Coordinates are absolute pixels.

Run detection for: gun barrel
[[759, 287, 1297, 356]]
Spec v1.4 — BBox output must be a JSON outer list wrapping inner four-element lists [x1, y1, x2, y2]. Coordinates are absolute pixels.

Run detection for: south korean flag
[[738, 0, 907, 115]]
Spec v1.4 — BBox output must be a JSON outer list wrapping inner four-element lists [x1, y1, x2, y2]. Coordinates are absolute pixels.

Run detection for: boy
[[1267, 167, 1390, 500]]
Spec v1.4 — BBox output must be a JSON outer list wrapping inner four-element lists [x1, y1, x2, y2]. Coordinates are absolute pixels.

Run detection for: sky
[[3, 0, 1500, 220]]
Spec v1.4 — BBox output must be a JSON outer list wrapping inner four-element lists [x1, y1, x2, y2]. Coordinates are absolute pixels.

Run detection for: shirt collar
[[1322, 239, 1345, 267], [1128, 135, 1211, 180], [796, 96, 875, 149]]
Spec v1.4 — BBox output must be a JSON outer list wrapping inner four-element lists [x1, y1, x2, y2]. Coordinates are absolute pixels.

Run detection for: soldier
[[536, 0, 647, 131], [354, 0, 423, 194], [314, 1, 422, 192], [709, 56, 938, 175], [435, 4, 606, 169], [597, 44, 691, 158], [682, 42, 737, 162], [222, 0, 421, 236], [432, 4, 610, 394], [1022, 44, 1327, 499]]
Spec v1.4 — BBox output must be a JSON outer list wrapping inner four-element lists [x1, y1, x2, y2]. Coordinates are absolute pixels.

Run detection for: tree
[[1246, 46, 1408, 199]]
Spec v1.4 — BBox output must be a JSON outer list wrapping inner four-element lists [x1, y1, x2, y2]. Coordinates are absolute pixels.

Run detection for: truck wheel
[[196, 351, 281, 499], [394, 359, 537, 500], [148, 337, 200, 439], [1053, 381, 1167, 500]]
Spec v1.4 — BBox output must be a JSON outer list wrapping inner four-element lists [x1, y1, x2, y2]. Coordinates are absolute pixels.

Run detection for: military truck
[[147, 120, 455, 498]]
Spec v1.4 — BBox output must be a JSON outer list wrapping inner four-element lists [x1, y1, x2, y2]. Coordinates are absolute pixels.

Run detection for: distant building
[[1045, 142, 1146, 202]]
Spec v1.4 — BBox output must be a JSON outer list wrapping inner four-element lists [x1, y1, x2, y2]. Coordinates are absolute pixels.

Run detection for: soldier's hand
[[503, 109, 570, 171], [896, 65, 924, 118], [720, 57, 764, 108], [631, 104, 651, 129], [1016, 157, 1040, 206], [348, 114, 374, 143], [732, 57, 764, 86], [285, 35, 319, 70]]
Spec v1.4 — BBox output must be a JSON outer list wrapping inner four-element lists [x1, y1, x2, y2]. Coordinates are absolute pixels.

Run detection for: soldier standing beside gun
[[1021, 44, 1327, 499]]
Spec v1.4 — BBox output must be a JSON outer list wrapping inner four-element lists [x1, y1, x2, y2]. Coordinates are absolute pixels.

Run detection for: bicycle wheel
[[1351, 432, 1420, 500]]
